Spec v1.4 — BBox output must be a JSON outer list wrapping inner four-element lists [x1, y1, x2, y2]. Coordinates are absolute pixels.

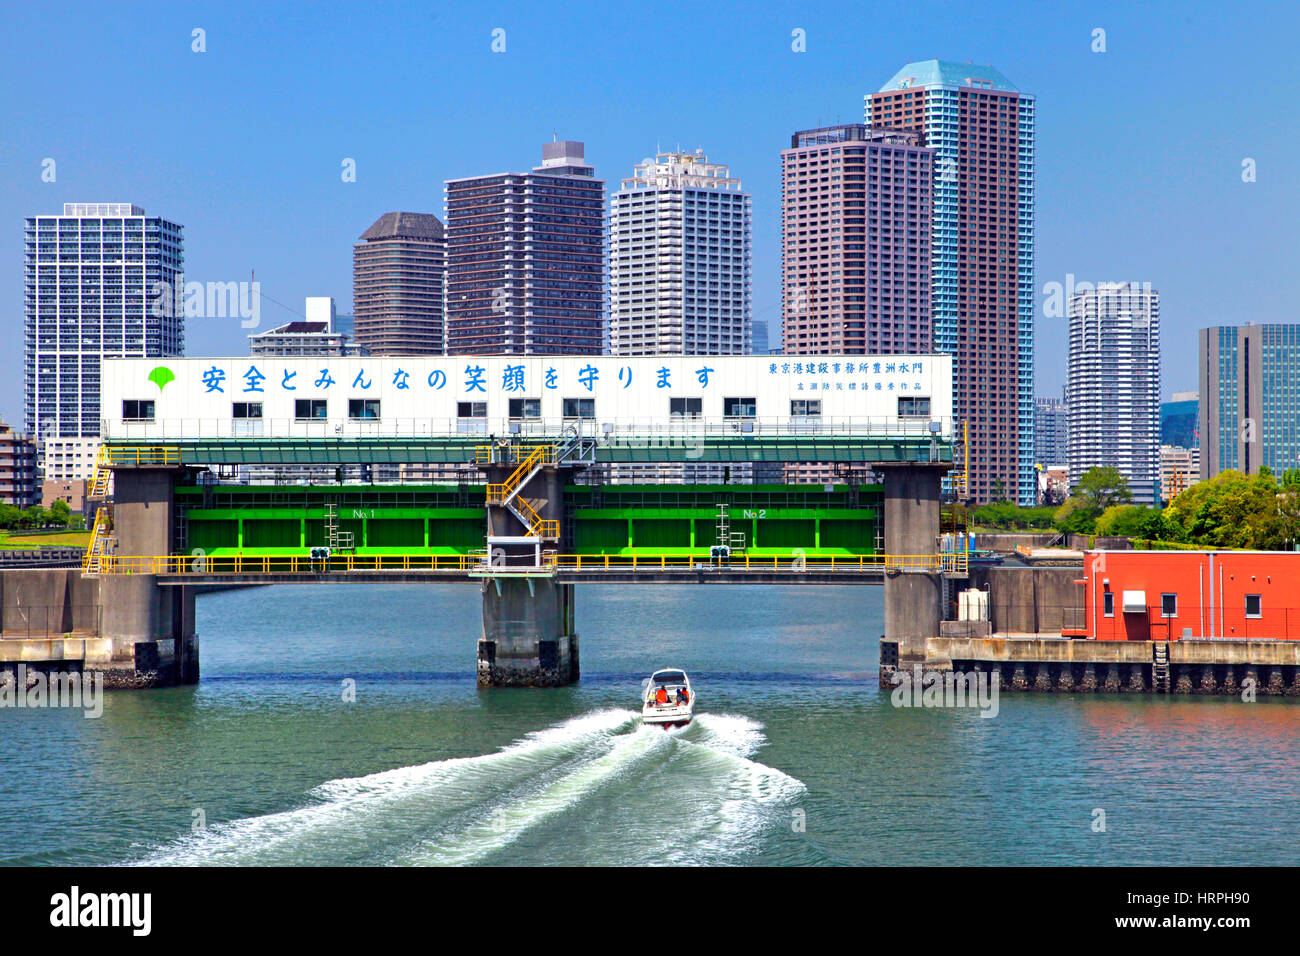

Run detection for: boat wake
[[131, 709, 804, 866]]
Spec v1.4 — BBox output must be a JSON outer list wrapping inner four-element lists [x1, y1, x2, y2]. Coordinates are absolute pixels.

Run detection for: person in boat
[[676, 687, 689, 705], [655, 685, 668, 705]]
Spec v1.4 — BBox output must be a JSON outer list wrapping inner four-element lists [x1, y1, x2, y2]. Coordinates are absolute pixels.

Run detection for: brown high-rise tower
[[353, 212, 446, 355], [780, 124, 933, 355]]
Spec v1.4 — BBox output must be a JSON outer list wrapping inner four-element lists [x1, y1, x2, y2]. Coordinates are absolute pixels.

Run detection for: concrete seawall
[[883, 561, 1300, 695], [0, 568, 196, 688], [882, 636, 1300, 695]]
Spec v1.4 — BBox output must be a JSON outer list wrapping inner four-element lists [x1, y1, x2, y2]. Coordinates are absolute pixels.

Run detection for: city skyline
[[2, 1, 1296, 423]]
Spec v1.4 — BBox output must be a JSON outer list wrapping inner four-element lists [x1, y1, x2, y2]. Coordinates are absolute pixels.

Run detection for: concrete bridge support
[[878, 462, 947, 669], [477, 452, 582, 687], [478, 577, 578, 687], [98, 575, 198, 686], [91, 463, 197, 686]]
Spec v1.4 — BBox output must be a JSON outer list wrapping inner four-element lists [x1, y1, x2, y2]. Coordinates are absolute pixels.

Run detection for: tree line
[[0, 499, 85, 532], [972, 466, 1300, 551]]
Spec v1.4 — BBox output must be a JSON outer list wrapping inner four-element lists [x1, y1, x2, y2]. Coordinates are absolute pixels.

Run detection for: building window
[[898, 396, 931, 418], [122, 400, 154, 421], [348, 399, 380, 420], [508, 398, 540, 419], [1245, 594, 1262, 619], [562, 398, 595, 420], [1103, 591, 1114, 617], [1160, 593, 1178, 618], [456, 401, 487, 434], [791, 400, 822, 416], [232, 402, 263, 419], [295, 399, 327, 420], [670, 397, 702, 419], [723, 397, 756, 418]]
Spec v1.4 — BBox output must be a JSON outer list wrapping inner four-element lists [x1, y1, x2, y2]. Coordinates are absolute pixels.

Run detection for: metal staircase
[[82, 447, 117, 573], [88, 447, 113, 499], [485, 444, 559, 540], [82, 506, 116, 574], [476, 426, 597, 573]]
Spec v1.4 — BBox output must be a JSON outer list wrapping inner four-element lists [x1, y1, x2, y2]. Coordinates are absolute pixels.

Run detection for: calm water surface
[[2, 583, 1298, 865]]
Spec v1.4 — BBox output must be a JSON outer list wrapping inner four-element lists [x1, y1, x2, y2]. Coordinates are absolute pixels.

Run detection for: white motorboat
[[641, 668, 694, 728]]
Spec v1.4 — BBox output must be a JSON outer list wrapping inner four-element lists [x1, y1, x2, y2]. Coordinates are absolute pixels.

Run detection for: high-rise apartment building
[[1199, 324, 1300, 478], [779, 125, 934, 484], [0, 422, 38, 509], [1034, 393, 1067, 466], [867, 61, 1035, 504], [607, 150, 753, 483], [610, 150, 751, 356], [445, 141, 604, 355], [780, 125, 933, 355], [24, 202, 184, 480], [352, 212, 446, 355], [1066, 283, 1161, 505]]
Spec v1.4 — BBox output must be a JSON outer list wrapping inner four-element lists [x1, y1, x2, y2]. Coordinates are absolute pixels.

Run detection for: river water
[[3, 582, 1298, 866]]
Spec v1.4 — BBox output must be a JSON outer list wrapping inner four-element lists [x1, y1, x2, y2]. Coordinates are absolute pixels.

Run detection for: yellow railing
[[96, 553, 481, 575], [91, 551, 967, 576], [475, 443, 556, 467], [101, 445, 181, 466], [553, 553, 969, 573]]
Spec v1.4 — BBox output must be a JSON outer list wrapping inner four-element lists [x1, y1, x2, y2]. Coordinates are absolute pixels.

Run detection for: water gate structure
[[4, 355, 967, 687]]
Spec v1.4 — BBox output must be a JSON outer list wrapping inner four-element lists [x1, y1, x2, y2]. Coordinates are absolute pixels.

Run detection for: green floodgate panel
[[172, 481, 882, 558]]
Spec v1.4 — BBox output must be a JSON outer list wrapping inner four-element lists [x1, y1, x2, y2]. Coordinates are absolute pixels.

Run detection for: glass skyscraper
[[867, 60, 1036, 505], [1199, 324, 1300, 478]]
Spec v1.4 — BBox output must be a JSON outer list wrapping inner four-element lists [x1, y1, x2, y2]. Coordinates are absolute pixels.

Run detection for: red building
[[1077, 551, 1300, 641]]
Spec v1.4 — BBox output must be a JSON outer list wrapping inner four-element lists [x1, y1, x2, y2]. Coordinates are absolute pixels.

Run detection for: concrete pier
[[478, 577, 578, 687], [475, 451, 583, 687], [878, 462, 947, 667]]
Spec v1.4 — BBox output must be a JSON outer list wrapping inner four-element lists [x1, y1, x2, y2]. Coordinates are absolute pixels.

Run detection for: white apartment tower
[[610, 150, 752, 356], [24, 203, 184, 479], [1066, 282, 1161, 505]]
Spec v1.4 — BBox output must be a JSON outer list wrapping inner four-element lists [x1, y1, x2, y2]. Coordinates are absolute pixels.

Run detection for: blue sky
[[2, 0, 1296, 424]]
